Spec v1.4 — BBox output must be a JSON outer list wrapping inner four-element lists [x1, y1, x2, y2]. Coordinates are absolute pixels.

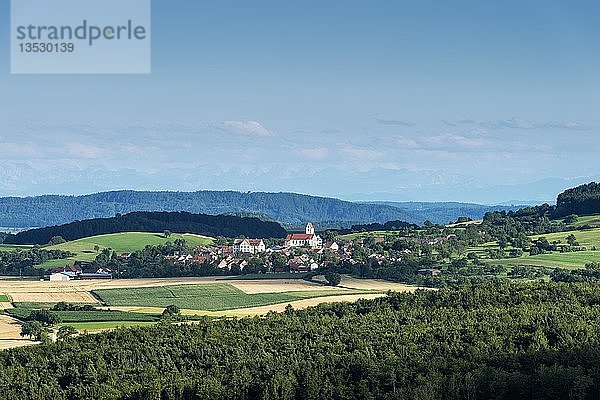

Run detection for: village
[[46, 222, 444, 280]]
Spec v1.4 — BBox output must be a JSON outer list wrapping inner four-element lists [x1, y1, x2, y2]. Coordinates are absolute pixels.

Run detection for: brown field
[[220, 293, 387, 315], [0, 276, 221, 291], [106, 293, 388, 317], [0, 315, 37, 350], [8, 291, 98, 304], [313, 275, 426, 292], [226, 279, 345, 294]]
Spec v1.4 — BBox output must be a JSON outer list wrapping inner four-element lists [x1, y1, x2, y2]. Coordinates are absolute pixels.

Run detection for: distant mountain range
[[369, 201, 524, 224], [0, 190, 525, 229]]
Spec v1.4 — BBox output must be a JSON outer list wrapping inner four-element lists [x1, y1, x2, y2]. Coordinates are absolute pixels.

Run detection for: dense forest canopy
[[1, 282, 600, 399], [0, 248, 72, 276], [555, 182, 600, 217], [0, 190, 521, 229], [3, 212, 287, 245]]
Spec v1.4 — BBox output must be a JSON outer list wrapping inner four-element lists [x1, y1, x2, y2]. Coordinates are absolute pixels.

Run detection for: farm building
[[49, 272, 74, 282]]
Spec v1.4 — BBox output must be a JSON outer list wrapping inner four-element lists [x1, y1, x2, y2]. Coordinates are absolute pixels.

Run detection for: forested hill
[[0, 190, 522, 229], [554, 182, 600, 217], [3, 211, 287, 245]]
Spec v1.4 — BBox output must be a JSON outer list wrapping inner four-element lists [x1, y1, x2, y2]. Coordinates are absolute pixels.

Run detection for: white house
[[233, 239, 266, 254], [285, 223, 323, 249]]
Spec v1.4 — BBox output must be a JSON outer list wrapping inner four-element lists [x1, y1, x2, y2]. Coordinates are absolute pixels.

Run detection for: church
[[284, 222, 323, 249]]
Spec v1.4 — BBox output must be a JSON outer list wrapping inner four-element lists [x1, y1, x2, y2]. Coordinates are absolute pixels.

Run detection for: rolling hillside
[[42, 232, 214, 265], [475, 227, 600, 270]]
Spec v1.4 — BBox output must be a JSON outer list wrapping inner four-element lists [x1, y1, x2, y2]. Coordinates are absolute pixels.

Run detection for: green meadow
[[480, 228, 600, 270], [337, 230, 406, 241], [0, 244, 34, 252], [569, 214, 600, 228], [39, 232, 214, 266]]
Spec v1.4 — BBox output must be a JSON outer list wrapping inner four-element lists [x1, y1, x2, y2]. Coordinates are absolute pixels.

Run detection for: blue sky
[[1, 0, 599, 203]]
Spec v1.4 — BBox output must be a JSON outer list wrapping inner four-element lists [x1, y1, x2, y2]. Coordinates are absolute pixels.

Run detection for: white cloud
[[424, 133, 489, 148], [218, 120, 272, 137], [393, 136, 419, 148]]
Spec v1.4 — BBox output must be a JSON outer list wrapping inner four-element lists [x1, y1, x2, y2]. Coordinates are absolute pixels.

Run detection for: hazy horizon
[[1, 1, 598, 203]]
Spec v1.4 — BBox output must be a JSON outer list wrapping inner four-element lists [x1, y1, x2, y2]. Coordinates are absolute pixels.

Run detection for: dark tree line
[[551, 262, 600, 283], [4, 212, 288, 245], [2, 282, 600, 399], [0, 248, 72, 276]]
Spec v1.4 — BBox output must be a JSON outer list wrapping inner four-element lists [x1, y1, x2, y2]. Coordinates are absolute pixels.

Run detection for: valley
[[1, 182, 600, 398]]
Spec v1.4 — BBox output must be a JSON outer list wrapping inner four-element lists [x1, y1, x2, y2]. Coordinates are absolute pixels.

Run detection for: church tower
[[305, 222, 315, 235]]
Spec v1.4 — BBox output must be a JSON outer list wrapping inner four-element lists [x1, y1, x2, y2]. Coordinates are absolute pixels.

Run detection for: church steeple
[[305, 222, 315, 235]]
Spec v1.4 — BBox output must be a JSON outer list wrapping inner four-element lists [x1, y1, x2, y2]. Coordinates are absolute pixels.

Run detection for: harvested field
[[218, 293, 387, 315], [7, 291, 97, 304], [228, 279, 340, 294], [108, 293, 388, 317], [0, 277, 221, 292], [313, 275, 425, 292], [0, 340, 35, 350], [0, 315, 36, 350]]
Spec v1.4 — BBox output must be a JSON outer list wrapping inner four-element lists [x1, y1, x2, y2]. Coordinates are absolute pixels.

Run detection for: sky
[[0, 0, 599, 204]]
